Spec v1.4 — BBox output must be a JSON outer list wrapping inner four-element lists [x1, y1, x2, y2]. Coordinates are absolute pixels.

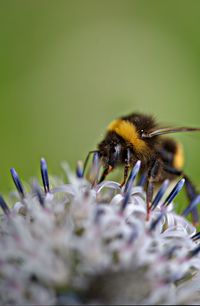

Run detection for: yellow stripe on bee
[[107, 119, 147, 152], [173, 142, 184, 170]]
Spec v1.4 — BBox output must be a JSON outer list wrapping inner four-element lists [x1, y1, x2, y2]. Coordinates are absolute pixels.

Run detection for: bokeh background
[[1, 0, 200, 193]]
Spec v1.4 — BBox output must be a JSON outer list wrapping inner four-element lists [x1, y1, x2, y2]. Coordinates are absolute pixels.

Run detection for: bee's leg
[[184, 175, 200, 225], [83, 150, 99, 176], [120, 148, 132, 187], [120, 164, 130, 188], [164, 164, 200, 225], [146, 158, 160, 220], [163, 164, 182, 176], [98, 165, 113, 184]]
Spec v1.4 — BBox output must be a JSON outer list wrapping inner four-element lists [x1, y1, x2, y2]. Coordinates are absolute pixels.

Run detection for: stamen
[[40, 158, 50, 193], [10, 168, 25, 198], [120, 161, 141, 212], [94, 207, 105, 224], [89, 152, 101, 186], [137, 172, 147, 187], [76, 160, 84, 178], [93, 151, 100, 168], [0, 195, 10, 216], [127, 227, 138, 244], [32, 181, 45, 207], [182, 195, 200, 217], [191, 231, 200, 242], [151, 179, 170, 210], [188, 244, 200, 258], [163, 178, 185, 206], [124, 160, 141, 194], [149, 212, 164, 232], [120, 191, 131, 212], [162, 245, 179, 259]]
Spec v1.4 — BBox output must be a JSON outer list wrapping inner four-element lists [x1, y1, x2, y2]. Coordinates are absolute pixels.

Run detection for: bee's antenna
[[142, 127, 200, 138]]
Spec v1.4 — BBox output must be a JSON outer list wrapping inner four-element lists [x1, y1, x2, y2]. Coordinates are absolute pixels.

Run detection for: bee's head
[[98, 133, 125, 168]]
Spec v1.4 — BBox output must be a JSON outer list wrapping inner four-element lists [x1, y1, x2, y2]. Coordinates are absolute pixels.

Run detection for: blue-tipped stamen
[[188, 244, 200, 258], [90, 152, 101, 186], [124, 160, 141, 194], [128, 228, 138, 244], [94, 207, 105, 224], [76, 160, 84, 178], [162, 245, 179, 259], [92, 152, 101, 175], [182, 195, 200, 217], [32, 182, 45, 207], [121, 161, 141, 212], [151, 179, 170, 210], [191, 231, 200, 242], [163, 178, 185, 207], [40, 158, 50, 193], [0, 195, 10, 216], [10, 168, 25, 198], [93, 151, 100, 166], [121, 191, 131, 212], [149, 212, 164, 232], [137, 172, 147, 187]]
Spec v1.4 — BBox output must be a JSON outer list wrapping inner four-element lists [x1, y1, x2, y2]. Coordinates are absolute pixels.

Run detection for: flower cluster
[[0, 156, 200, 305]]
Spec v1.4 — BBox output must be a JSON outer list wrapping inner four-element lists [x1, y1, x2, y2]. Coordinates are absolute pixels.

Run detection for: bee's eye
[[140, 129, 145, 138]]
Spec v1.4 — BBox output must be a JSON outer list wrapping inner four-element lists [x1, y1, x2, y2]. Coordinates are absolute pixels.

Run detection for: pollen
[[107, 119, 147, 152]]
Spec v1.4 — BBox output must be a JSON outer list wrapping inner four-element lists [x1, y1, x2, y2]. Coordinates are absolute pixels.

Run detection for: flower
[[0, 158, 200, 305]]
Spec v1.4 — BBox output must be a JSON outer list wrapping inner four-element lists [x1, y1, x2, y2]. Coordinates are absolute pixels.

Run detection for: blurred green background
[[1, 0, 200, 192]]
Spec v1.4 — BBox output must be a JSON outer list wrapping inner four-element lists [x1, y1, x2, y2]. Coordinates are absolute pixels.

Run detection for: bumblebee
[[84, 113, 200, 220]]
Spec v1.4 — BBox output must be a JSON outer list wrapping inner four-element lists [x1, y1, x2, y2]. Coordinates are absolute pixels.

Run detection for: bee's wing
[[142, 127, 200, 138]]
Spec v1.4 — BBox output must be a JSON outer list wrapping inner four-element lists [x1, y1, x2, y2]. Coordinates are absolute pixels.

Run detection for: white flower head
[[0, 158, 200, 305]]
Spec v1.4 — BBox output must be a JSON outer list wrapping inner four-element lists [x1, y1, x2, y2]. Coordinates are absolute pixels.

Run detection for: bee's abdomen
[[173, 142, 184, 170], [158, 138, 184, 170]]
